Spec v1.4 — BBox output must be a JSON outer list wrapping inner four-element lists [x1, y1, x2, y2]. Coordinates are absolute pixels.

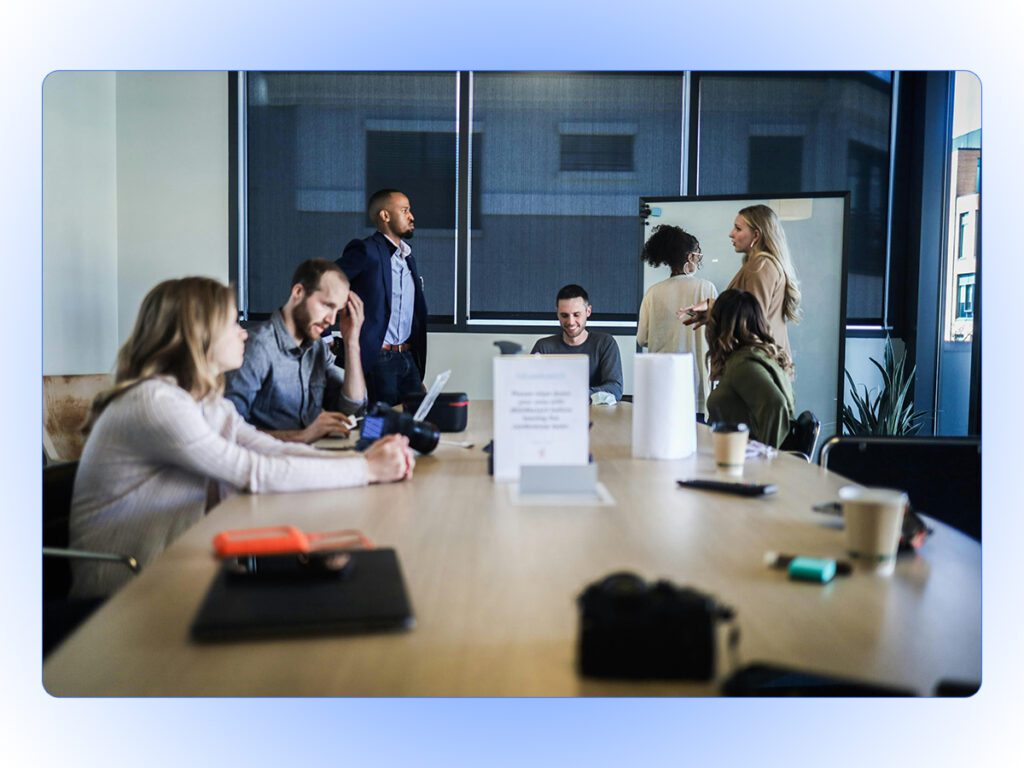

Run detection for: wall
[[115, 73, 230, 341], [43, 72, 229, 374], [43, 72, 119, 374]]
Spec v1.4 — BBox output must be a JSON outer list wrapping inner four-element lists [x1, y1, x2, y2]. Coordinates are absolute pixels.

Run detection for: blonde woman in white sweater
[[70, 277, 414, 598], [637, 225, 718, 415]]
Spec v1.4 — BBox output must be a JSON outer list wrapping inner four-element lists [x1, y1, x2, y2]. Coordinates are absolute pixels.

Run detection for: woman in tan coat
[[679, 204, 801, 360]]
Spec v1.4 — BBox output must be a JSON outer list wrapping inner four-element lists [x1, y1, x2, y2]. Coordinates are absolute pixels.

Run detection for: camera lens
[[406, 417, 440, 454], [600, 572, 647, 596]]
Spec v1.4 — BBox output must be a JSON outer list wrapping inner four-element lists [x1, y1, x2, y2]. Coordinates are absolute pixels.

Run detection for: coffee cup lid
[[838, 485, 908, 505], [710, 422, 748, 434]]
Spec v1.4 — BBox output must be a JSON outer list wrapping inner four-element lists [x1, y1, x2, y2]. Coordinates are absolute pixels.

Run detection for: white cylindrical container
[[632, 353, 697, 460]]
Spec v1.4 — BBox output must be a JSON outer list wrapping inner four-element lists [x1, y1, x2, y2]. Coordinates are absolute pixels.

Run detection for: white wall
[[43, 72, 119, 374], [43, 72, 229, 374], [115, 73, 229, 341]]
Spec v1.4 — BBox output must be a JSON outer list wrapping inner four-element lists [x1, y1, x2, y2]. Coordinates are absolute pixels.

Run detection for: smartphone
[[224, 551, 354, 581], [677, 478, 777, 497]]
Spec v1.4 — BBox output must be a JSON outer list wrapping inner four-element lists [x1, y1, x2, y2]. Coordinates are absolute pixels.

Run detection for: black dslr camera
[[355, 402, 440, 455], [577, 572, 735, 680]]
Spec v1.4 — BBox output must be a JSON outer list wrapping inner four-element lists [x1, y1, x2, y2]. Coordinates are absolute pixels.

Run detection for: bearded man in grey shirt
[[530, 283, 623, 402], [225, 259, 368, 443]]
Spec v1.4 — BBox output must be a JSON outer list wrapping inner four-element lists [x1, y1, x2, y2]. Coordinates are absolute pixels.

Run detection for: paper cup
[[711, 422, 749, 468], [839, 486, 908, 575]]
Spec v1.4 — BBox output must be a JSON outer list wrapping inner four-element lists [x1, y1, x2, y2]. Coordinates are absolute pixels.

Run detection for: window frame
[[232, 70, 905, 337]]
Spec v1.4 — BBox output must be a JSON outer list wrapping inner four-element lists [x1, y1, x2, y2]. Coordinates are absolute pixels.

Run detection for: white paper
[[492, 355, 590, 482], [632, 353, 697, 459]]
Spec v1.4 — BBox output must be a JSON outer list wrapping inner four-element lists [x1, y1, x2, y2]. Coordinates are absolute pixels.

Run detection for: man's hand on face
[[338, 291, 365, 346], [301, 410, 358, 442]]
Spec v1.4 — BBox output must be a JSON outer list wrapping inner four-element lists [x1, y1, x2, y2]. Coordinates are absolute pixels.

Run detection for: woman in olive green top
[[704, 289, 795, 448]]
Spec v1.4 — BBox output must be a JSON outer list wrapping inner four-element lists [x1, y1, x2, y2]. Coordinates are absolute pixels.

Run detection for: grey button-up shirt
[[224, 309, 364, 431]]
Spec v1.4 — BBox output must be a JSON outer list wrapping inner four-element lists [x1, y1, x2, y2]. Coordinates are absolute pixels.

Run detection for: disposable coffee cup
[[839, 485, 908, 575], [711, 422, 749, 468]]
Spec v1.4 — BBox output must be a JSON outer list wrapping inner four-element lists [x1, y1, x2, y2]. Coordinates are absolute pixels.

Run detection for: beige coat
[[727, 254, 791, 357]]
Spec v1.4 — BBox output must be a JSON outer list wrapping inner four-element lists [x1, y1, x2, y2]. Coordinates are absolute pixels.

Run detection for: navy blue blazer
[[336, 231, 428, 380]]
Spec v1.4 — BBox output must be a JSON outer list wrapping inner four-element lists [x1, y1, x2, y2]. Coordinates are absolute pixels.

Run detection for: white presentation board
[[640, 194, 848, 437]]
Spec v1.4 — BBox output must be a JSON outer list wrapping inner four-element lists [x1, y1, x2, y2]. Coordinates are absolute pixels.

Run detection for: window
[[956, 273, 975, 319], [935, 71, 981, 436], [243, 72, 459, 319], [559, 134, 634, 172], [957, 212, 969, 259], [693, 73, 894, 323], [468, 73, 682, 322], [237, 71, 916, 333], [748, 136, 803, 193]]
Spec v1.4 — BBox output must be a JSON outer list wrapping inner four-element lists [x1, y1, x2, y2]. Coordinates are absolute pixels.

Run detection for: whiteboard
[[639, 194, 848, 439]]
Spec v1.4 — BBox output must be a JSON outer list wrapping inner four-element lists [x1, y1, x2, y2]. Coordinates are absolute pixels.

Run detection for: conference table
[[43, 402, 981, 696]]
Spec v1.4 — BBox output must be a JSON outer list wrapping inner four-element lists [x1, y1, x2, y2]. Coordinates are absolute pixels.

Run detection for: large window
[[239, 71, 912, 332], [244, 72, 459, 320], [935, 71, 981, 435], [693, 73, 893, 323], [468, 73, 683, 321]]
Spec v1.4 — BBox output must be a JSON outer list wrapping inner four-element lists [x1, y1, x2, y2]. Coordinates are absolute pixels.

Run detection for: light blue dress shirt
[[384, 237, 415, 346]]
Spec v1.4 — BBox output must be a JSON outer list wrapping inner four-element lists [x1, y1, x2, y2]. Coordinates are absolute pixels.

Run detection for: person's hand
[[338, 291, 365, 345], [365, 434, 415, 483], [301, 410, 358, 442], [677, 299, 710, 329]]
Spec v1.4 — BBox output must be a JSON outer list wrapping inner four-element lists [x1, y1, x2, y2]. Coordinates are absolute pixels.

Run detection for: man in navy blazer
[[337, 189, 428, 405]]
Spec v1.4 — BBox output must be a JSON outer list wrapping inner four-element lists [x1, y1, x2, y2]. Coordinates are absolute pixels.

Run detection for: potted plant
[[842, 337, 928, 436]]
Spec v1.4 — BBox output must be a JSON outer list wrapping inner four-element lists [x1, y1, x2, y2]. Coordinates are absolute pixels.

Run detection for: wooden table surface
[[44, 401, 981, 696]]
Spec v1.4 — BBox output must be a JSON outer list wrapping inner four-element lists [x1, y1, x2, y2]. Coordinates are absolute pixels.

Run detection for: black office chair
[[779, 410, 821, 462], [43, 461, 138, 657], [818, 435, 981, 541], [494, 341, 523, 355]]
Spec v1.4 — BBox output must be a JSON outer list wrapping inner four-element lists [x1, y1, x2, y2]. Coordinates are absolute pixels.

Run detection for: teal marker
[[787, 556, 837, 583]]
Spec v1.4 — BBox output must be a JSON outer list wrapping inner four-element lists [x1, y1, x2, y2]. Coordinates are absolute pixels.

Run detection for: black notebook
[[190, 548, 415, 642]]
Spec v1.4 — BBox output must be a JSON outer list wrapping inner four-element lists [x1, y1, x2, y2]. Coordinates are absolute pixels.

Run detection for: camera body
[[355, 402, 440, 454], [577, 572, 734, 680]]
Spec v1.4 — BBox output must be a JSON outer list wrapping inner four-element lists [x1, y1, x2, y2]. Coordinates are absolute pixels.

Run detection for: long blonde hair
[[738, 204, 802, 323], [84, 277, 236, 433], [706, 289, 793, 381]]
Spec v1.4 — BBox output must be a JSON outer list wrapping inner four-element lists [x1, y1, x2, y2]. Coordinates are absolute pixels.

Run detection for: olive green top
[[705, 347, 795, 448]]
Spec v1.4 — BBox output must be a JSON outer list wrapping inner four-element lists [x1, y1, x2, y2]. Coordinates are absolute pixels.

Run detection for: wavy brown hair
[[737, 204, 802, 323], [83, 277, 236, 433], [705, 289, 794, 380]]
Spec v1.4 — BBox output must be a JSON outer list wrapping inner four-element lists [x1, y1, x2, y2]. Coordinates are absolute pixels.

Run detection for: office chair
[[493, 341, 523, 355], [779, 410, 821, 462], [43, 373, 111, 463], [818, 435, 981, 541], [43, 461, 138, 657]]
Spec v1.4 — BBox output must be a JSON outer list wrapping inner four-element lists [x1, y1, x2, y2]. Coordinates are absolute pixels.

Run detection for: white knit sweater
[[69, 377, 369, 598], [636, 274, 718, 413]]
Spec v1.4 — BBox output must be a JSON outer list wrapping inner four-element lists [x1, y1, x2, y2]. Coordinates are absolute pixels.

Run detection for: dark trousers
[[367, 349, 424, 406]]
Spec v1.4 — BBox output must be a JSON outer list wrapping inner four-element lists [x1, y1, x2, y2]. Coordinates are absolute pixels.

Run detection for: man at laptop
[[530, 284, 623, 403], [225, 259, 368, 443]]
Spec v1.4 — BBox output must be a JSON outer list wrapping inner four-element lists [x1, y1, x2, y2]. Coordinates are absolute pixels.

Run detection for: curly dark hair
[[641, 224, 703, 273], [705, 289, 793, 380]]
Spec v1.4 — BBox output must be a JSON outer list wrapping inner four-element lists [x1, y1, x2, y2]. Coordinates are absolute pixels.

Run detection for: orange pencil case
[[212, 526, 375, 558]]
